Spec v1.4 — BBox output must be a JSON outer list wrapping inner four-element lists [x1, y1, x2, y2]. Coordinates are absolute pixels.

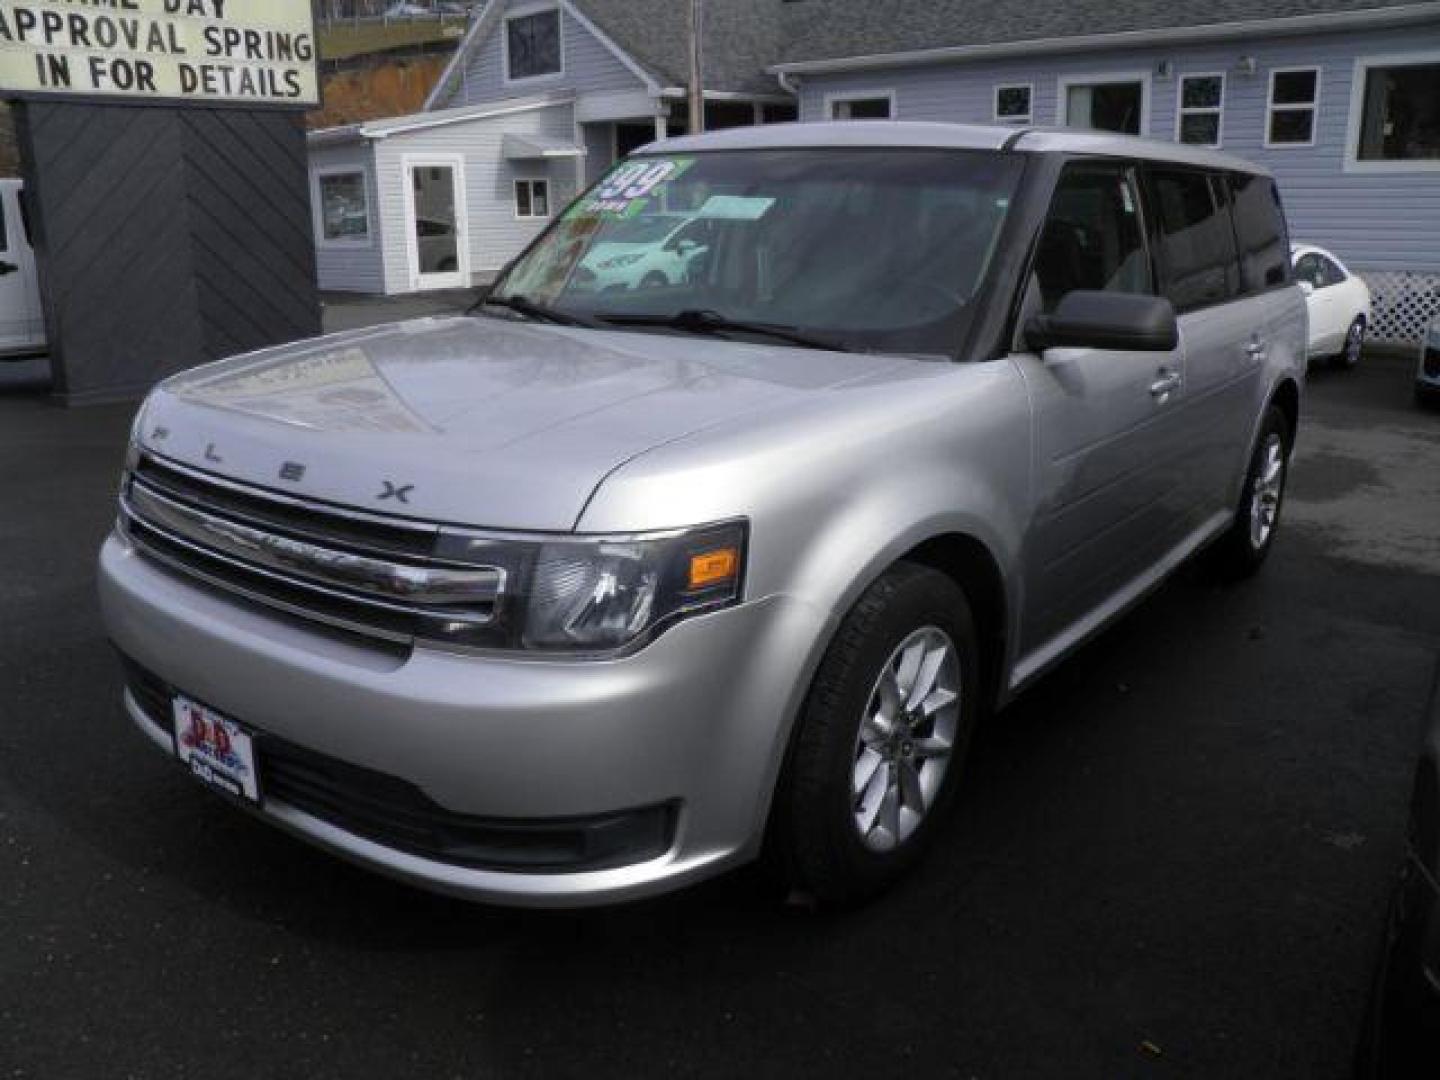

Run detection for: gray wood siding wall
[[19, 103, 320, 402], [310, 143, 387, 295], [798, 24, 1440, 276], [438, 2, 648, 110], [372, 102, 582, 291]]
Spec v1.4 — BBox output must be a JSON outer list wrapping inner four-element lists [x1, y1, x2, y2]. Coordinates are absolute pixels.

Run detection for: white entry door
[[403, 157, 468, 291]]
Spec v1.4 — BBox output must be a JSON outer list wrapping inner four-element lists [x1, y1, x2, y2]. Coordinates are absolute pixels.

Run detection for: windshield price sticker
[[577, 158, 694, 218]]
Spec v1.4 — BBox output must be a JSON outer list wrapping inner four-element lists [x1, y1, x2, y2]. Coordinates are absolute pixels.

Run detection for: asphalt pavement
[[1, 332, 1438, 1079]]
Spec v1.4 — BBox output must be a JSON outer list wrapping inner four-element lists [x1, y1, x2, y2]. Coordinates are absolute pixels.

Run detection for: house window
[[515, 179, 550, 219], [316, 170, 370, 244], [828, 94, 893, 120], [1355, 59, 1440, 162], [1266, 68, 1319, 146], [506, 7, 562, 82], [995, 84, 1032, 125], [1177, 74, 1224, 147], [1062, 76, 1146, 135]]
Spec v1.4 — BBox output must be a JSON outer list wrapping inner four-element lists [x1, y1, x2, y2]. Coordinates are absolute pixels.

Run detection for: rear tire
[[1417, 383, 1440, 411], [1333, 317, 1365, 370], [1209, 405, 1292, 580], [769, 562, 981, 906]]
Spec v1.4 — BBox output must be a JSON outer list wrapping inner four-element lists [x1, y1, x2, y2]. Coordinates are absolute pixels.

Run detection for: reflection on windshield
[[495, 149, 1023, 355]]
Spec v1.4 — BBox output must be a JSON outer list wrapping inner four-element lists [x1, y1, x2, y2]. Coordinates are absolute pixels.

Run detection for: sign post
[[0, 0, 324, 404]]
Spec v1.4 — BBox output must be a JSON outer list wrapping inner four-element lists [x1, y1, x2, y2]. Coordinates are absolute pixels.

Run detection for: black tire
[[1417, 382, 1440, 411], [1333, 317, 1365, 370], [769, 561, 982, 906], [1209, 405, 1292, 579]]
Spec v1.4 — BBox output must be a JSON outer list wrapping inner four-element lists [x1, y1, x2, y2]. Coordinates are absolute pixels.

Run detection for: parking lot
[[2, 337, 1438, 1079]]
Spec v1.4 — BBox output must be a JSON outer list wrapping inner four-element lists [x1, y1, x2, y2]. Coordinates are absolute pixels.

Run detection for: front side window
[[1177, 74, 1224, 147], [830, 96, 893, 120], [995, 85, 1032, 125], [1032, 163, 1151, 312], [317, 171, 370, 244], [506, 8, 562, 81], [1229, 172, 1290, 293], [1356, 60, 1440, 162], [1267, 68, 1319, 146], [515, 179, 551, 219], [1149, 168, 1240, 311], [1295, 252, 1348, 289], [494, 148, 1024, 355]]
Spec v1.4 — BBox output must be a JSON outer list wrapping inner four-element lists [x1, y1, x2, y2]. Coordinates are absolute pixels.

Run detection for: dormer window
[[506, 6, 562, 82]]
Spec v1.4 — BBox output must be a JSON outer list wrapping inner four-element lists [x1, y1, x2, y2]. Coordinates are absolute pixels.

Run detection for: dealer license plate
[[172, 697, 260, 804]]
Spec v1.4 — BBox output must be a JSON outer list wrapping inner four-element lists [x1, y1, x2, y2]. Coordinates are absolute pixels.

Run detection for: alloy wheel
[[850, 627, 961, 853], [1249, 434, 1286, 550]]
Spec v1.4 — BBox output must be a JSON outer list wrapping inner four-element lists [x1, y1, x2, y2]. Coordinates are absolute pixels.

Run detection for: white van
[[0, 180, 46, 359]]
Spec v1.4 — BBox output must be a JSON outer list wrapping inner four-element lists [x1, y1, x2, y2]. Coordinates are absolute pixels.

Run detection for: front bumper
[[99, 533, 831, 907]]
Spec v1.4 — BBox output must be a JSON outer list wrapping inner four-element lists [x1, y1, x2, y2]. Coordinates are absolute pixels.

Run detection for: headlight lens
[[432, 521, 747, 655]]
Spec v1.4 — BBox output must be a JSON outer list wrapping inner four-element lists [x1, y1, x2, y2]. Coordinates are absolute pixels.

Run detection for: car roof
[[640, 121, 1273, 177]]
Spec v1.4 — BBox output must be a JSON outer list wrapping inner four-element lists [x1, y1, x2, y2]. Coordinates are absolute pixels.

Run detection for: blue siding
[[310, 143, 387, 295], [438, 1, 648, 109], [798, 24, 1440, 277]]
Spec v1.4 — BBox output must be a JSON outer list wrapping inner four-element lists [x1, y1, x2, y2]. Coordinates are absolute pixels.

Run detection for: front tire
[[1210, 405, 1292, 579], [770, 562, 981, 905]]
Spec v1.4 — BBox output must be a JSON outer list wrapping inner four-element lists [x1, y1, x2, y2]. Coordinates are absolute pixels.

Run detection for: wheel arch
[[900, 533, 1010, 712], [1269, 377, 1301, 450]]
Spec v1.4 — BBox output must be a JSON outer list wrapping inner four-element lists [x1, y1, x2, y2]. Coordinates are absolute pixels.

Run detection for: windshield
[[493, 148, 1024, 355]]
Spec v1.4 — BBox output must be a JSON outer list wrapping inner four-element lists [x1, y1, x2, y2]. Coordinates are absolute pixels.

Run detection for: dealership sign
[[0, 0, 318, 108]]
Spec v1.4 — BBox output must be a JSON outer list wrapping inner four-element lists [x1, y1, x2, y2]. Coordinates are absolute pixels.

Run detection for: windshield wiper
[[475, 293, 607, 329], [600, 309, 855, 353]]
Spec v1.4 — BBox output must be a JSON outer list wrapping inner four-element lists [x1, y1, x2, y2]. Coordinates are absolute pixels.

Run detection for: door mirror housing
[[1025, 291, 1179, 353]]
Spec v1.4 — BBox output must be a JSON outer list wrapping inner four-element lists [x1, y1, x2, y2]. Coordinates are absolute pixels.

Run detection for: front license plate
[[172, 697, 260, 804]]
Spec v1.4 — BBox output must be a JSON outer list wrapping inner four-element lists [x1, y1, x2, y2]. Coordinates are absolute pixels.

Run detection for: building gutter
[[768, 3, 1440, 76]]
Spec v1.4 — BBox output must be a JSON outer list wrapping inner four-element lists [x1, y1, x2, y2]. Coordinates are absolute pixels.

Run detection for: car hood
[[141, 315, 914, 531]]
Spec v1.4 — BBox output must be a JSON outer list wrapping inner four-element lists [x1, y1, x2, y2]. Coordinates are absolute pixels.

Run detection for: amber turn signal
[[688, 547, 739, 590]]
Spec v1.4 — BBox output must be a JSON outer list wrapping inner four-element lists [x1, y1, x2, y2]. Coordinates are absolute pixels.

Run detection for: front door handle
[[1150, 370, 1183, 402], [0, 261, 16, 277], [1245, 340, 1267, 361]]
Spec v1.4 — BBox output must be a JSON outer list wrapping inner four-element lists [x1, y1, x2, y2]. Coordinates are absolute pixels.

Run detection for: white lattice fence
[[1358, 270, 1440, 345]]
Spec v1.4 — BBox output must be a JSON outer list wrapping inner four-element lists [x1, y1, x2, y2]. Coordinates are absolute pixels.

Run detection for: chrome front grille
[[120, 454, 505, 645]]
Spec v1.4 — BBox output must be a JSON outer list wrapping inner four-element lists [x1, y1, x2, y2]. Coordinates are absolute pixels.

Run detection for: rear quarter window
[[1229, 173, 1291, 293]]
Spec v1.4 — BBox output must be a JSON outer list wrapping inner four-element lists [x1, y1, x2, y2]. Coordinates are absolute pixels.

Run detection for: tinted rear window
[[1149, 168, 1240, 312]]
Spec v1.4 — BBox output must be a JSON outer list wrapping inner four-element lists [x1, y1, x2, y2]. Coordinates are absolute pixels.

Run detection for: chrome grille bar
[[121, 455, 507, 643]]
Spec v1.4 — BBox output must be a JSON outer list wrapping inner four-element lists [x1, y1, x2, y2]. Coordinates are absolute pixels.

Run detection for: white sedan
[[1292, 244, 1372, 369], [578, 213, 713, 293]]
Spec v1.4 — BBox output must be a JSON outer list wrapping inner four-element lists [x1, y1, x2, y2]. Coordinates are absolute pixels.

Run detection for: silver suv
[[99, 123, 1306, 907]]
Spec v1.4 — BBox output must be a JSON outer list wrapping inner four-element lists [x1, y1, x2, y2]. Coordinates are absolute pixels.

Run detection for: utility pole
[[688, 0, 705, 134]]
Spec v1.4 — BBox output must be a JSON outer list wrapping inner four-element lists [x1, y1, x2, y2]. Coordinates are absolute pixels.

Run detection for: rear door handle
[[1150, 371, 1183, 402], [0, 261, 16, 277], [1245, 340, 1267, 361]]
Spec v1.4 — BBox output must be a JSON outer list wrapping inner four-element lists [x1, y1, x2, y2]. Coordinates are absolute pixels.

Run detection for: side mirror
[[673, 238, 700, 256], [1298, 280, 1315, 297], [1025, 290, 1179, 353]]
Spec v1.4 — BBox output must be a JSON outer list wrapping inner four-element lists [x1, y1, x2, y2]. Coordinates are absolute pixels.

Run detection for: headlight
[[599, 253, 646, 269], [432, 521, 747, 655]]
